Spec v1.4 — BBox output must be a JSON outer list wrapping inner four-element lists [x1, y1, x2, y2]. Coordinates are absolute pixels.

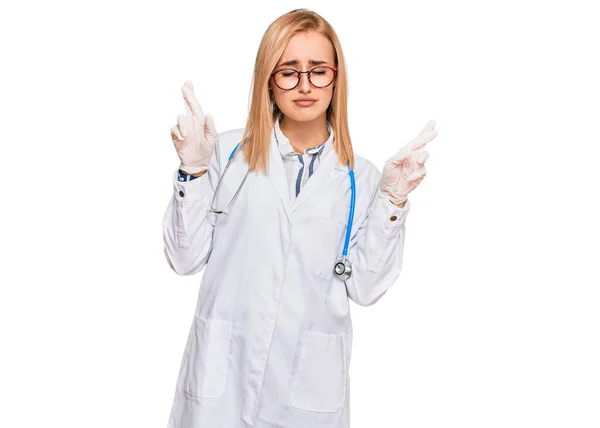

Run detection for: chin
[[284, 107, 327, 122]]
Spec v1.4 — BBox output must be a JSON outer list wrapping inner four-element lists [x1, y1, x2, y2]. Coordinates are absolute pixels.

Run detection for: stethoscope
[[209, 135, 356, 280]]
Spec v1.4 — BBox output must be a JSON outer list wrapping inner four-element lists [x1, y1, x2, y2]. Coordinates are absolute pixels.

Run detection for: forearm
[[344, 195, 411, 306], [163, 168, 215, 275]]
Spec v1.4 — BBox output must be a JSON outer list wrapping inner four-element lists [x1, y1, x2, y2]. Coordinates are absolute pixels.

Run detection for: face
[[269, 31, 336, 123]]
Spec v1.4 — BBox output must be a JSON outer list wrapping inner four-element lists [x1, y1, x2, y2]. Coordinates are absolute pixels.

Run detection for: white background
[[1, 0, 599, 427]]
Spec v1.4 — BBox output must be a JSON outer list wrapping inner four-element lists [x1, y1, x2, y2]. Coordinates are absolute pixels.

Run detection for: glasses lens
[[274, 69, 300, 90], [309, 67, 334, 87], [274, 67, 335, 89]]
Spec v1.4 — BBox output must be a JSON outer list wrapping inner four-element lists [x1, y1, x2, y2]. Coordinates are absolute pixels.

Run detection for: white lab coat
[[163, 126, 411, 428]]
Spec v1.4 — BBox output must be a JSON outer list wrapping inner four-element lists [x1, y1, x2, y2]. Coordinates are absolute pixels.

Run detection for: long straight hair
[[238, 8, 355, 175]]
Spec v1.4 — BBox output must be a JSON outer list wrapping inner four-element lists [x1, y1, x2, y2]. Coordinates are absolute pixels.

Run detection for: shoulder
[[352, 153, 384, 203], [217, 127, 246, 142], [215, 127, 246, 161], [353, 152, 382, 184]]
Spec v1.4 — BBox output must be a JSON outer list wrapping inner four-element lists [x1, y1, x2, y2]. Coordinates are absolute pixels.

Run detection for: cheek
[[272, 91, 294, 111]]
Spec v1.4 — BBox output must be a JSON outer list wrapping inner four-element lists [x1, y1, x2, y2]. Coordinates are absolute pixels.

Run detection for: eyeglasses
[[270, 66, 337, 90]]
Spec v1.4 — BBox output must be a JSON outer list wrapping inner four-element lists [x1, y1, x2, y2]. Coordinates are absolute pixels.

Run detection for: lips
[[294, 99, 317, 107]]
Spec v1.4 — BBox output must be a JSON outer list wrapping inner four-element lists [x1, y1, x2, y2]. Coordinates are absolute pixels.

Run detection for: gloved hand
[[379, 120, 438, 205], [170, 80, 218, 174]]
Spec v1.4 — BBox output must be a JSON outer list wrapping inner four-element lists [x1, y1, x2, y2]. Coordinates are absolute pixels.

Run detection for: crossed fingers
[[171, 80, 205, 145]]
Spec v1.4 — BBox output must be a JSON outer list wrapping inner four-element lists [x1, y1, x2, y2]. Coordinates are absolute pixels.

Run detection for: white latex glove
[[379, 120, 438, 205], [170, 80, 218, 174]]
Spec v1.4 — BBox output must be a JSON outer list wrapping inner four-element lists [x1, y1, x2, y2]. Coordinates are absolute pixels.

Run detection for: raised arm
[[163, 80, 219, 275]]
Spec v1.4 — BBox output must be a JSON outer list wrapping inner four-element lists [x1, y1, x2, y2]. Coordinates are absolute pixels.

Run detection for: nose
[[298, 72, 311, 92]]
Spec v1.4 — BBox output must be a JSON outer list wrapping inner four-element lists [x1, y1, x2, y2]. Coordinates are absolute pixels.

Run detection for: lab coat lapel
[[291, 147, 347, 213], [267, 136, 292, 223]]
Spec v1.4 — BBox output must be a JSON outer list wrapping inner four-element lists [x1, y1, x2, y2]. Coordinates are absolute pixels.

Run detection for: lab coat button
[[390, 215, 397, 221], [179, 190, 184, 197]]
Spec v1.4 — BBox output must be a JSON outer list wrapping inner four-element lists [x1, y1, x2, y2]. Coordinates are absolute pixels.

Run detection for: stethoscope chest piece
[[334, 255, 353, 280]]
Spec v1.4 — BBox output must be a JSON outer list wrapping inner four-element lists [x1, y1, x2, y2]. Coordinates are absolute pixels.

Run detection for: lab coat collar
[[274, 113, 334, 160], [268, 116, 347, 220]]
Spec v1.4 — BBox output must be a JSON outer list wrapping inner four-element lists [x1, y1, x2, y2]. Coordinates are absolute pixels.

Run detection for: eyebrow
[[277, 59, 328, 67]]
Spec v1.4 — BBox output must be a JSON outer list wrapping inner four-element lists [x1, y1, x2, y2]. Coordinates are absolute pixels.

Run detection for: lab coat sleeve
[[343, 175, 411, 306], [162, 138, 221, 276]]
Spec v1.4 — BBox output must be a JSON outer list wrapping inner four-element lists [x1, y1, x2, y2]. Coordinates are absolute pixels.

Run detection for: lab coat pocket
[[289, 330, 347, 412], [184, 316, 232, 399], [308, 217, 347, 281]]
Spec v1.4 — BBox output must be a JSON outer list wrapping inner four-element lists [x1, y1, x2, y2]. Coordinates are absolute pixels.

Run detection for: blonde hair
[[238, 8, 355, 174]]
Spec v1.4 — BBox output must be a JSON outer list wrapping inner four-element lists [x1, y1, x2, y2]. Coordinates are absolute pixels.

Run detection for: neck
[[279, 114, 330, 154]]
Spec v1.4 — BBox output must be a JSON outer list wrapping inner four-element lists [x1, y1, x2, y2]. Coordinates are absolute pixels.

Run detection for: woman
[[164, 8, 437, 428]]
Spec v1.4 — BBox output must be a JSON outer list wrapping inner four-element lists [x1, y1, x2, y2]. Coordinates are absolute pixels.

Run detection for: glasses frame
[[270, 65, 338, 90]]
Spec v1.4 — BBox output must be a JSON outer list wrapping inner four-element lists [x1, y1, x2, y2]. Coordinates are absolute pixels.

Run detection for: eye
[[311, 67, 329, 74]]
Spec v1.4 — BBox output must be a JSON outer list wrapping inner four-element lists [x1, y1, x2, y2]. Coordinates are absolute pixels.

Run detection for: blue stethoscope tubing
[[226, 141, 356, 278]]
